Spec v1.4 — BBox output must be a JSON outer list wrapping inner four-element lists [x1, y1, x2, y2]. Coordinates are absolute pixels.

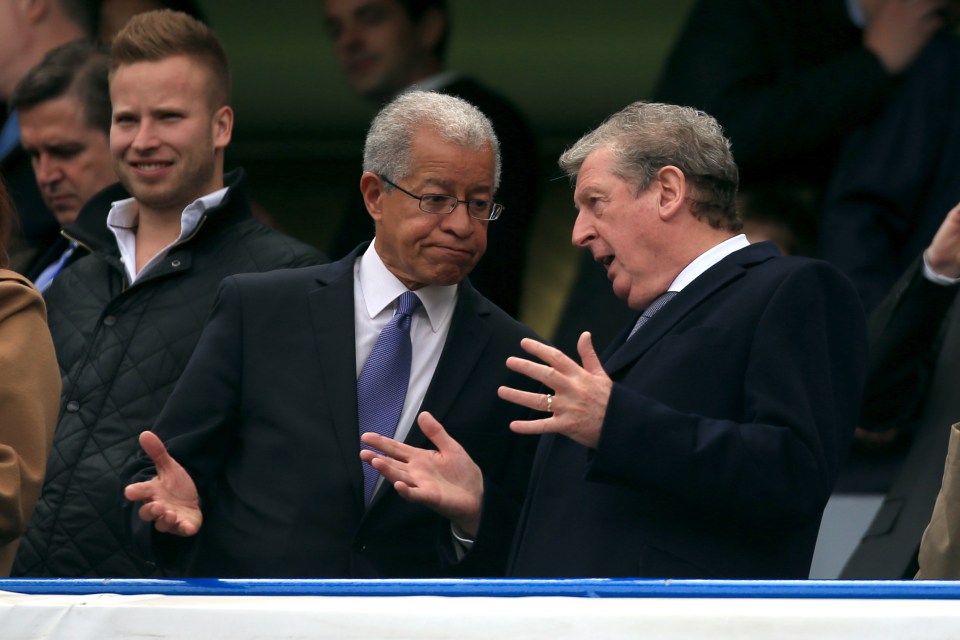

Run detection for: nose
[[571, 210, 594, 248], [338, 21, 364, 52], [35, 153, 63, 187], [131, 120, 159, 152], [439, 201, 476, 237]]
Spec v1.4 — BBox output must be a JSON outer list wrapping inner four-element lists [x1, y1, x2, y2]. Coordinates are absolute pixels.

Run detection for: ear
[[416, 8, 446, 56], [359, 172, 385, 223], [654, 165, 686, 221], [21, 0, 47, 23], [211, 105, 234, 151]]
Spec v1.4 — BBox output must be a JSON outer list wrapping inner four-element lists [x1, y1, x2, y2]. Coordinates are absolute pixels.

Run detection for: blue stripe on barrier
[[1, 579, 960, 599]]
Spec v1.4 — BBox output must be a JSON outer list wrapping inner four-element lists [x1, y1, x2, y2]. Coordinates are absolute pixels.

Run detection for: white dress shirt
[[353, 241, 458, 446], [107, 187, 228, 284]]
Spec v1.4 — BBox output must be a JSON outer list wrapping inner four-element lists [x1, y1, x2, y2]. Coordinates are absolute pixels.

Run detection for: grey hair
[[559, 101, 741, 232], [363, 90, 501, 190]]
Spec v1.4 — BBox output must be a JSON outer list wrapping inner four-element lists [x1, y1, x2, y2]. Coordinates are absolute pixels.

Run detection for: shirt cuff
[[923, 250, 960, 285], [450, 523, 475, 561]]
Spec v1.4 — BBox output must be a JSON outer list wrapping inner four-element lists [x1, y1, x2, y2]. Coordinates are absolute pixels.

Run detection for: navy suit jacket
[[124, 246, 540, 577], [509, 242, 867, 578]]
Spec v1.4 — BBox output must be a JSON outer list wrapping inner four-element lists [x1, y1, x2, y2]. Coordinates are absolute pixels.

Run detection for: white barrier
[[0, 579, 958, 640]]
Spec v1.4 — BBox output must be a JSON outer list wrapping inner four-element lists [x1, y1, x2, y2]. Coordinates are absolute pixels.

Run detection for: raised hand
[[360, 411, 484, 537], [497, 332, 612, 449], [123, 431, 202, 537]]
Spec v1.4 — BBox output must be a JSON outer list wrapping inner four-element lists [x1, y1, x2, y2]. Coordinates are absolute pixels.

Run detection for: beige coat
[[917, 422, 960, 579], [0, 270, 60, 575]]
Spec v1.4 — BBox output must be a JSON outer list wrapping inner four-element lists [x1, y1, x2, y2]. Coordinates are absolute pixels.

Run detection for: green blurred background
[[203, 1, 698, 335]]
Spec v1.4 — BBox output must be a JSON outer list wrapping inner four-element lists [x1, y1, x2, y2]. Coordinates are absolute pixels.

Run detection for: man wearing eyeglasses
[[121, 90, 541, 578]]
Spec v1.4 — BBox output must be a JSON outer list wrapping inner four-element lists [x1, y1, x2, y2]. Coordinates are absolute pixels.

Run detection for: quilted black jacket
[[13, 169, 326, 577]]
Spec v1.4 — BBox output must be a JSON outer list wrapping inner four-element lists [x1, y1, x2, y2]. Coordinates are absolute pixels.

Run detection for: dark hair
[[111, 9, 230, 107], [58, 0, 97, 35], [396, 0, 449, 61], [0, 177, 12, 269], [10, 40, 111, 135]]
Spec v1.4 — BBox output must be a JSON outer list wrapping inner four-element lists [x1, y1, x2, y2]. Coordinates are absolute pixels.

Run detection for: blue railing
[[1, 578, 959, 599]]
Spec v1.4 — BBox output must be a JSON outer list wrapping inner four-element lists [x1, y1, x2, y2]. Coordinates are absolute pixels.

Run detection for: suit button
[[103, 315, 117, 326], [66, 400, 80, 412], [170, 259, 182, 268]]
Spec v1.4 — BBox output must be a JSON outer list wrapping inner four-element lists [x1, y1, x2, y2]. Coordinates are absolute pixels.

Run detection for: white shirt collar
[[669, 234, 751, 292], [357, 241, 457, 332], [106, 186, 229, 283]]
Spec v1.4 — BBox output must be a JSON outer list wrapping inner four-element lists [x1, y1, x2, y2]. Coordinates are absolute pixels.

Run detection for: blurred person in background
[[10, 40, 115, 290]]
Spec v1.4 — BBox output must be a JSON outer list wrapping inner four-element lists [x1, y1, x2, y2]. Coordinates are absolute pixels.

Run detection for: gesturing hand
[[497, 331, 612, 449], [123, 431, 202, 537], [925, 201, 960, 278], [361, 411, 484, 537]]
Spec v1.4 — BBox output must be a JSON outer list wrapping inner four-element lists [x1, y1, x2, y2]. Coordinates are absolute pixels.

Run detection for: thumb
[[417, 411, 461, 454], [577, 331, 604, 374], [139, 431, 175, 474]]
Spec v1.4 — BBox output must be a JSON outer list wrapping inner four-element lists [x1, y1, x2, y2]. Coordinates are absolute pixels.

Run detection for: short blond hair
[[110, 9, 230, 108]]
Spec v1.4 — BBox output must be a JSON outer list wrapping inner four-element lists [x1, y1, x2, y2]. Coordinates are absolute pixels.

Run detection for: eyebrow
[[420, 177, 493, 194]]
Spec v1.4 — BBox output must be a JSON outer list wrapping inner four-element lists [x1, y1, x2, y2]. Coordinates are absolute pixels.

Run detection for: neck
[[133, 205, 184, 271]]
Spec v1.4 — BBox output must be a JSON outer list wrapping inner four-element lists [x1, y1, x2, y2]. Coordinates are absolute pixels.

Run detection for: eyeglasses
[[380, 175, 503, 221]]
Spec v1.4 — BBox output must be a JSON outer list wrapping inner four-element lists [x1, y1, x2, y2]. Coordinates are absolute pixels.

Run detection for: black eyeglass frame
[[379, 175, 503, 221]]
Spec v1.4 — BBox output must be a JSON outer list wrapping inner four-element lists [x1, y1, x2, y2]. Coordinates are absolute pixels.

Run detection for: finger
[[124, 480, 153, 502], [139, 431, 175, 474], [519, 337, 580, 374], [577, 331, 604, 374], [498, 386, 553, 412], [369, 456, 414, 486], [417, 411, 463, 454], [360, 432, 413, 462], [509, 417, 553, 436], [138, 501, 160, 523], [505, 356, 555, 385]]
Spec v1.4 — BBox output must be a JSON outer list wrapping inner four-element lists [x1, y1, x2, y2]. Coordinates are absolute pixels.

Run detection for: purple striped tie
[[358, 291, 422, 503]]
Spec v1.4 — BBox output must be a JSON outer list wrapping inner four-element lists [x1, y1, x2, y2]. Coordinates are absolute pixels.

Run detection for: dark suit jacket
[[509, 242, 867, 579], [841, 257, 960, 578], [329, 76, 540, 318], [124, 246, 541, 578]]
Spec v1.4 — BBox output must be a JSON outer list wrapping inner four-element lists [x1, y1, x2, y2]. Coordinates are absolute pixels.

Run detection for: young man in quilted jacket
[[12, 9, 325, 577]]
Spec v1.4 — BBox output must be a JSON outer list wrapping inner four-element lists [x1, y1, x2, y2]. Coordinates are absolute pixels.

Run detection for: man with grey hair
[[122, 90, 541, 578], [366, 101, 869, 578]]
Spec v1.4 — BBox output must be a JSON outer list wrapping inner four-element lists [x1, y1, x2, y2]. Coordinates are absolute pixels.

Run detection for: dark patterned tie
[[628, 290, 678, 339], [357, 291, 422, 503]]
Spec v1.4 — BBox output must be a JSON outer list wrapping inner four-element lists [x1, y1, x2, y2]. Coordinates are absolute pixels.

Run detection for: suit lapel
[[602, 242, 778, 376], [404, 281, 493, 450], [307, 254, 365, 505]]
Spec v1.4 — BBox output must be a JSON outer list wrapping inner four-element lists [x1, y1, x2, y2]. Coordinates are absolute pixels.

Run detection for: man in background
[[0, 0, 93, 272], [11, 40, 115, 290]]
